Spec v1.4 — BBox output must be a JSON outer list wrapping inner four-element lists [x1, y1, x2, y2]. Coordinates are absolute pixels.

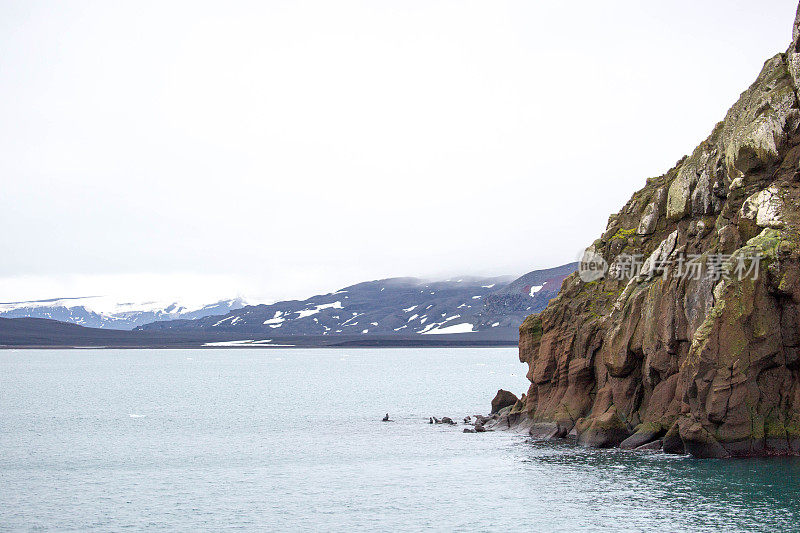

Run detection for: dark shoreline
[[0, 342, 519, 350], [0, 317, 518, 350]]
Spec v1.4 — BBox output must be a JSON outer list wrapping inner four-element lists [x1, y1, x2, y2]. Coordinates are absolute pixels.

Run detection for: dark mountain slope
[[138, 264, 577, 338], [0, 317, 516, 348]]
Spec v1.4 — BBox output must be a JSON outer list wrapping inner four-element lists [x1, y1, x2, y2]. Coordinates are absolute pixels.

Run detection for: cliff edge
[[513, 4, 800, 457]]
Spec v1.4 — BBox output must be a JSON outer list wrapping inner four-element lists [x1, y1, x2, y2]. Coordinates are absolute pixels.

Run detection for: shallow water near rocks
[[1, 348, 799, 531]]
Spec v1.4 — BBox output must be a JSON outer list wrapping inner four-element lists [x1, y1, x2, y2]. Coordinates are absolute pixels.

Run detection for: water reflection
[[512, 437, 800, 532]]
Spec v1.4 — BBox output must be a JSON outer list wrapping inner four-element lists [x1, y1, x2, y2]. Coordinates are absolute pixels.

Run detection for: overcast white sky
[[1, 0, 798, 304]]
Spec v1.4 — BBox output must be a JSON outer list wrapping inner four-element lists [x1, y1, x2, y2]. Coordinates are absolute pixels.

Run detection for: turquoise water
[[1, 348, 799, 531]]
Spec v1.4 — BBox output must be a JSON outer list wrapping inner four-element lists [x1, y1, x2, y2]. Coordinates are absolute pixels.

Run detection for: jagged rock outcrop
[[490, 389, 519, 414], [514, 4, 800, 457]]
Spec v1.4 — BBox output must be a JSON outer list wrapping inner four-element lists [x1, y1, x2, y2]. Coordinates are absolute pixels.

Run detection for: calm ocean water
[[1, 348, 799, 531]]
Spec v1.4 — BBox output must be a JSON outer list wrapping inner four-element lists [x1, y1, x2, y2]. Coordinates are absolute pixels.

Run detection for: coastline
[[0, 317, 520, 349], [0, 341, 520, 350]]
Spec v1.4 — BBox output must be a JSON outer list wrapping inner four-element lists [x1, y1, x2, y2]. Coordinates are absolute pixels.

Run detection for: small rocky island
[[486, 2, 800, 458], [427, 390, 523, 433]]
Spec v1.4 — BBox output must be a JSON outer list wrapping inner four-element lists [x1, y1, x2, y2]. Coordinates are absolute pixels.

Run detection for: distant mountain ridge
[[0, 263, 577, 345], [0, 296, 248, 330], [138, 263, 577, 338]]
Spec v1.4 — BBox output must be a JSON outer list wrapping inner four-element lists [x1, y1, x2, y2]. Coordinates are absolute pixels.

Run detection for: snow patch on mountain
[[295, 301, 343, 319], [422, 323, 475, 334]]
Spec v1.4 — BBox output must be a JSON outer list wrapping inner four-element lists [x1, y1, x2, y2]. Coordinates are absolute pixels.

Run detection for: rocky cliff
[[512, 4, 800, 457]]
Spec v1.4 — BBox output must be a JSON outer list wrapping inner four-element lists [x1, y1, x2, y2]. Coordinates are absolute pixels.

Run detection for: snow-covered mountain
[[0, 296, 248, 330], [138, 263, 577, 337]]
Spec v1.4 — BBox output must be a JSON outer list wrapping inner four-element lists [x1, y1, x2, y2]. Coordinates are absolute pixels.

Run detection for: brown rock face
[[491, 389, 519, 414], [515, 3, 800, 457]]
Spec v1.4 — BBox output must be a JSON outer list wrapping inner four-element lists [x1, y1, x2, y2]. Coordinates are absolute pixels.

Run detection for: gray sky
[[2, 0, 798, 304]]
